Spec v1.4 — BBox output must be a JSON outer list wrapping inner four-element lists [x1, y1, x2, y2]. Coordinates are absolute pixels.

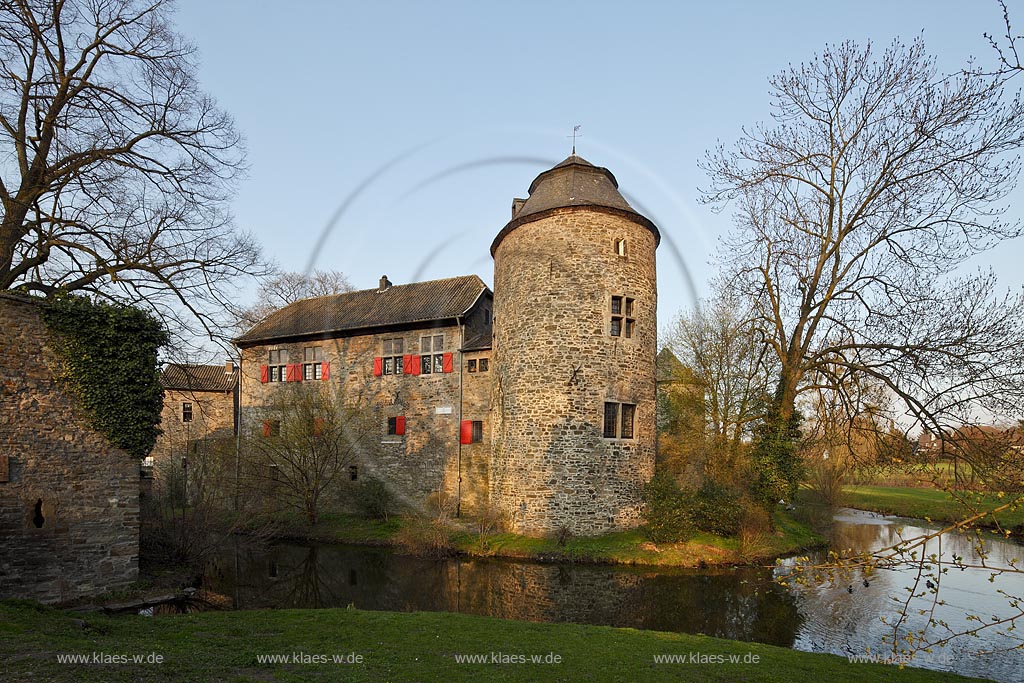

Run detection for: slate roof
[[461, 329, 492, 351], [161, 363, 237, 392], [491, 154, 660, 254], [236, 274, 490, 345]]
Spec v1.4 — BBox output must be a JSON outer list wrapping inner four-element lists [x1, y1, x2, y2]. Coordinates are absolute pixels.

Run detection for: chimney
[[511, 198, 526, 218], [225, 360, 235, 375], [379, 275, 392, 292]]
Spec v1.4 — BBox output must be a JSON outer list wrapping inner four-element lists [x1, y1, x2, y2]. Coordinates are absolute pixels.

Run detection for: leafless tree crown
[[701, 38, 1024, 450], [0, 0, 264, 344]]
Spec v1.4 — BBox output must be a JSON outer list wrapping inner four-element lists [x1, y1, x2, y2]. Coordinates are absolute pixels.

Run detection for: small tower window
[[614, 238, 627, 257], [610, 296, 635, 338], [603, 402, 636, 440]]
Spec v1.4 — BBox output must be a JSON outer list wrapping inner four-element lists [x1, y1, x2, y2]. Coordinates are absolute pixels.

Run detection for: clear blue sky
[[173, 0, 1024, 328]]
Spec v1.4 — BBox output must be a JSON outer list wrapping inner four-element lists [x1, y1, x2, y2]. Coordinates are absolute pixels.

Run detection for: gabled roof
[[235, 274, 490, 346], [491, 154, 660, 255], [461, 329, 492, 351], [161, 364, 237, 393]]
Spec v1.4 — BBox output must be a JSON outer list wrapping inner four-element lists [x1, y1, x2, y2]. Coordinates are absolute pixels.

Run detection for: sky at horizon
[[172, 0, 1024, 337]]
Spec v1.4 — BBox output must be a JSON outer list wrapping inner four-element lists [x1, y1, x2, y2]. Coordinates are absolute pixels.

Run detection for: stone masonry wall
[[238, 307, 492, 515], [151, 387, 235, 467], [491, 208, 658, 535], [0, 294, 139, 603]]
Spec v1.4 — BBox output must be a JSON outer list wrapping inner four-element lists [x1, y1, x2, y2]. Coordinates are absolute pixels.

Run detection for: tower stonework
[[489, 156, 659, 536]]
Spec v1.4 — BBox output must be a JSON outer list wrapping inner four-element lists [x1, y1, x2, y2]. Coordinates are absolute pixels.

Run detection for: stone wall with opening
[[0, 293, 140, 603]]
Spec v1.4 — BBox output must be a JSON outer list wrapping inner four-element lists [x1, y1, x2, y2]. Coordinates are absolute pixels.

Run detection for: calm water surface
[[201, 509, 1024, 682]]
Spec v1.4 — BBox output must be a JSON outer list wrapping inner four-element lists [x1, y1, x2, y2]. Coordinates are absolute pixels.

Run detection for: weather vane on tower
[[569, 124, 582, 155]]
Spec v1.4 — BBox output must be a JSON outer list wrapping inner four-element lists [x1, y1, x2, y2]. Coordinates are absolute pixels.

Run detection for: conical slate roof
[[491, 155, 660, 255]]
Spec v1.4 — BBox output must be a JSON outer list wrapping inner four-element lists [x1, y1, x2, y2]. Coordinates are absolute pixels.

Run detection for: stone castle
[[234, 155, 660, 536]]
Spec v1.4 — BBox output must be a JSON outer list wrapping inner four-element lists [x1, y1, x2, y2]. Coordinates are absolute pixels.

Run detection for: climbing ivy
[[42, 295, 167, 458]]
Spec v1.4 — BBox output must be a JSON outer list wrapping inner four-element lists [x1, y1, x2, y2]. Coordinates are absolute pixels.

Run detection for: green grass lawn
[[842, 485, 1024, 531], [0, 600, 990, 683], [256, 509, 824, 568], [452, 510, 823, 566]]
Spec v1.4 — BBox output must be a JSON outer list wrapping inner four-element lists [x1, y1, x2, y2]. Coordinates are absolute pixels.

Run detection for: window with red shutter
[[442, 353, 453, 373], [262, 420, 271, 438], [408, 355, 421, 375], [373, 357, 383, 376], [387, 415, 406, 436], [284, 364, 301, 382], [460, 420, 473, 445], [260, 365, 269, 383], [313, 417, 325, 437], [321, 361, 330, 380]]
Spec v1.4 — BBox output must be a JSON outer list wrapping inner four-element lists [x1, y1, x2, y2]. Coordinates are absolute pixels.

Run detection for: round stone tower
[[489, 155, 659, 536]]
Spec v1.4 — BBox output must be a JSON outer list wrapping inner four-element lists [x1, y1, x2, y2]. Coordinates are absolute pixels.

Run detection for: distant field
[[849, 462, 972, 489], [842, 485, 1024, 530], [0, 601, 993, 683]]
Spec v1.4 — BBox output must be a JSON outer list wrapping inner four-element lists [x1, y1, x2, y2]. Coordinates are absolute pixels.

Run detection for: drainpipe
[[233, 350, 242, 512], [456, 315, 465, 518]]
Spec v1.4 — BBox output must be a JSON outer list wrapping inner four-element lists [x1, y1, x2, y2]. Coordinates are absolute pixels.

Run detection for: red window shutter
[[460, 420, 473, 445], [313, 417, 325, 437], [402, 354, 413, 374], [373, 357, 383, 376], [286, 364, 301, 382], [262, 420, 271, 438], [395, 415, 406, 435], [321, 361, 330, 381], [407, 355, 420, 376], [260, 365, 269, 383], [442, 353, 453, 373]]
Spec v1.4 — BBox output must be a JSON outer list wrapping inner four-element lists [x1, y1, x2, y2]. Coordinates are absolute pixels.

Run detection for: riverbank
[[841, 485, 1024, 533], [260, 508, 825, 567], [0, 600, 990, 683]]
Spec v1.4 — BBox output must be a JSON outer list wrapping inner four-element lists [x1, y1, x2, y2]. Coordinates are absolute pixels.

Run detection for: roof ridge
[[235, 273, 492, 345]]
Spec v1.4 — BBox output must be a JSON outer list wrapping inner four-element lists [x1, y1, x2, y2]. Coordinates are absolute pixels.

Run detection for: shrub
[[691, 481, 745, 537], [354, 478, 396, 520], [394, 516, 456, 558], [642, 472, 694, 542]]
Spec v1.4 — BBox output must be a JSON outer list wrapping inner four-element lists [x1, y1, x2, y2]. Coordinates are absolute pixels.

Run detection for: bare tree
[[701, 38, 1024, 492], [987, 0, 1024, 75], [705, 36, 1024, 659], [233, 269, 353, 334], [245, 384, 376, 526], [0, 0, 264, 344], [666, 287, 774, 452]]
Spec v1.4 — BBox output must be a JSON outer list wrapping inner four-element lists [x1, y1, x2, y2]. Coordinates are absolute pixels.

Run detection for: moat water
[[199, 509, 1024, 682]]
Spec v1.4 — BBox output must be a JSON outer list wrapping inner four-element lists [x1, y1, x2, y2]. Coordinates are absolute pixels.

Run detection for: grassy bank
[[0, 600, 989, 683], [842, 485, 1024, 531], [255, 509, 824, 567]]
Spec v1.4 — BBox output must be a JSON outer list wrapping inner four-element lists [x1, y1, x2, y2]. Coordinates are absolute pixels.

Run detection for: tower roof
[[491, 154, 660, 255]]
